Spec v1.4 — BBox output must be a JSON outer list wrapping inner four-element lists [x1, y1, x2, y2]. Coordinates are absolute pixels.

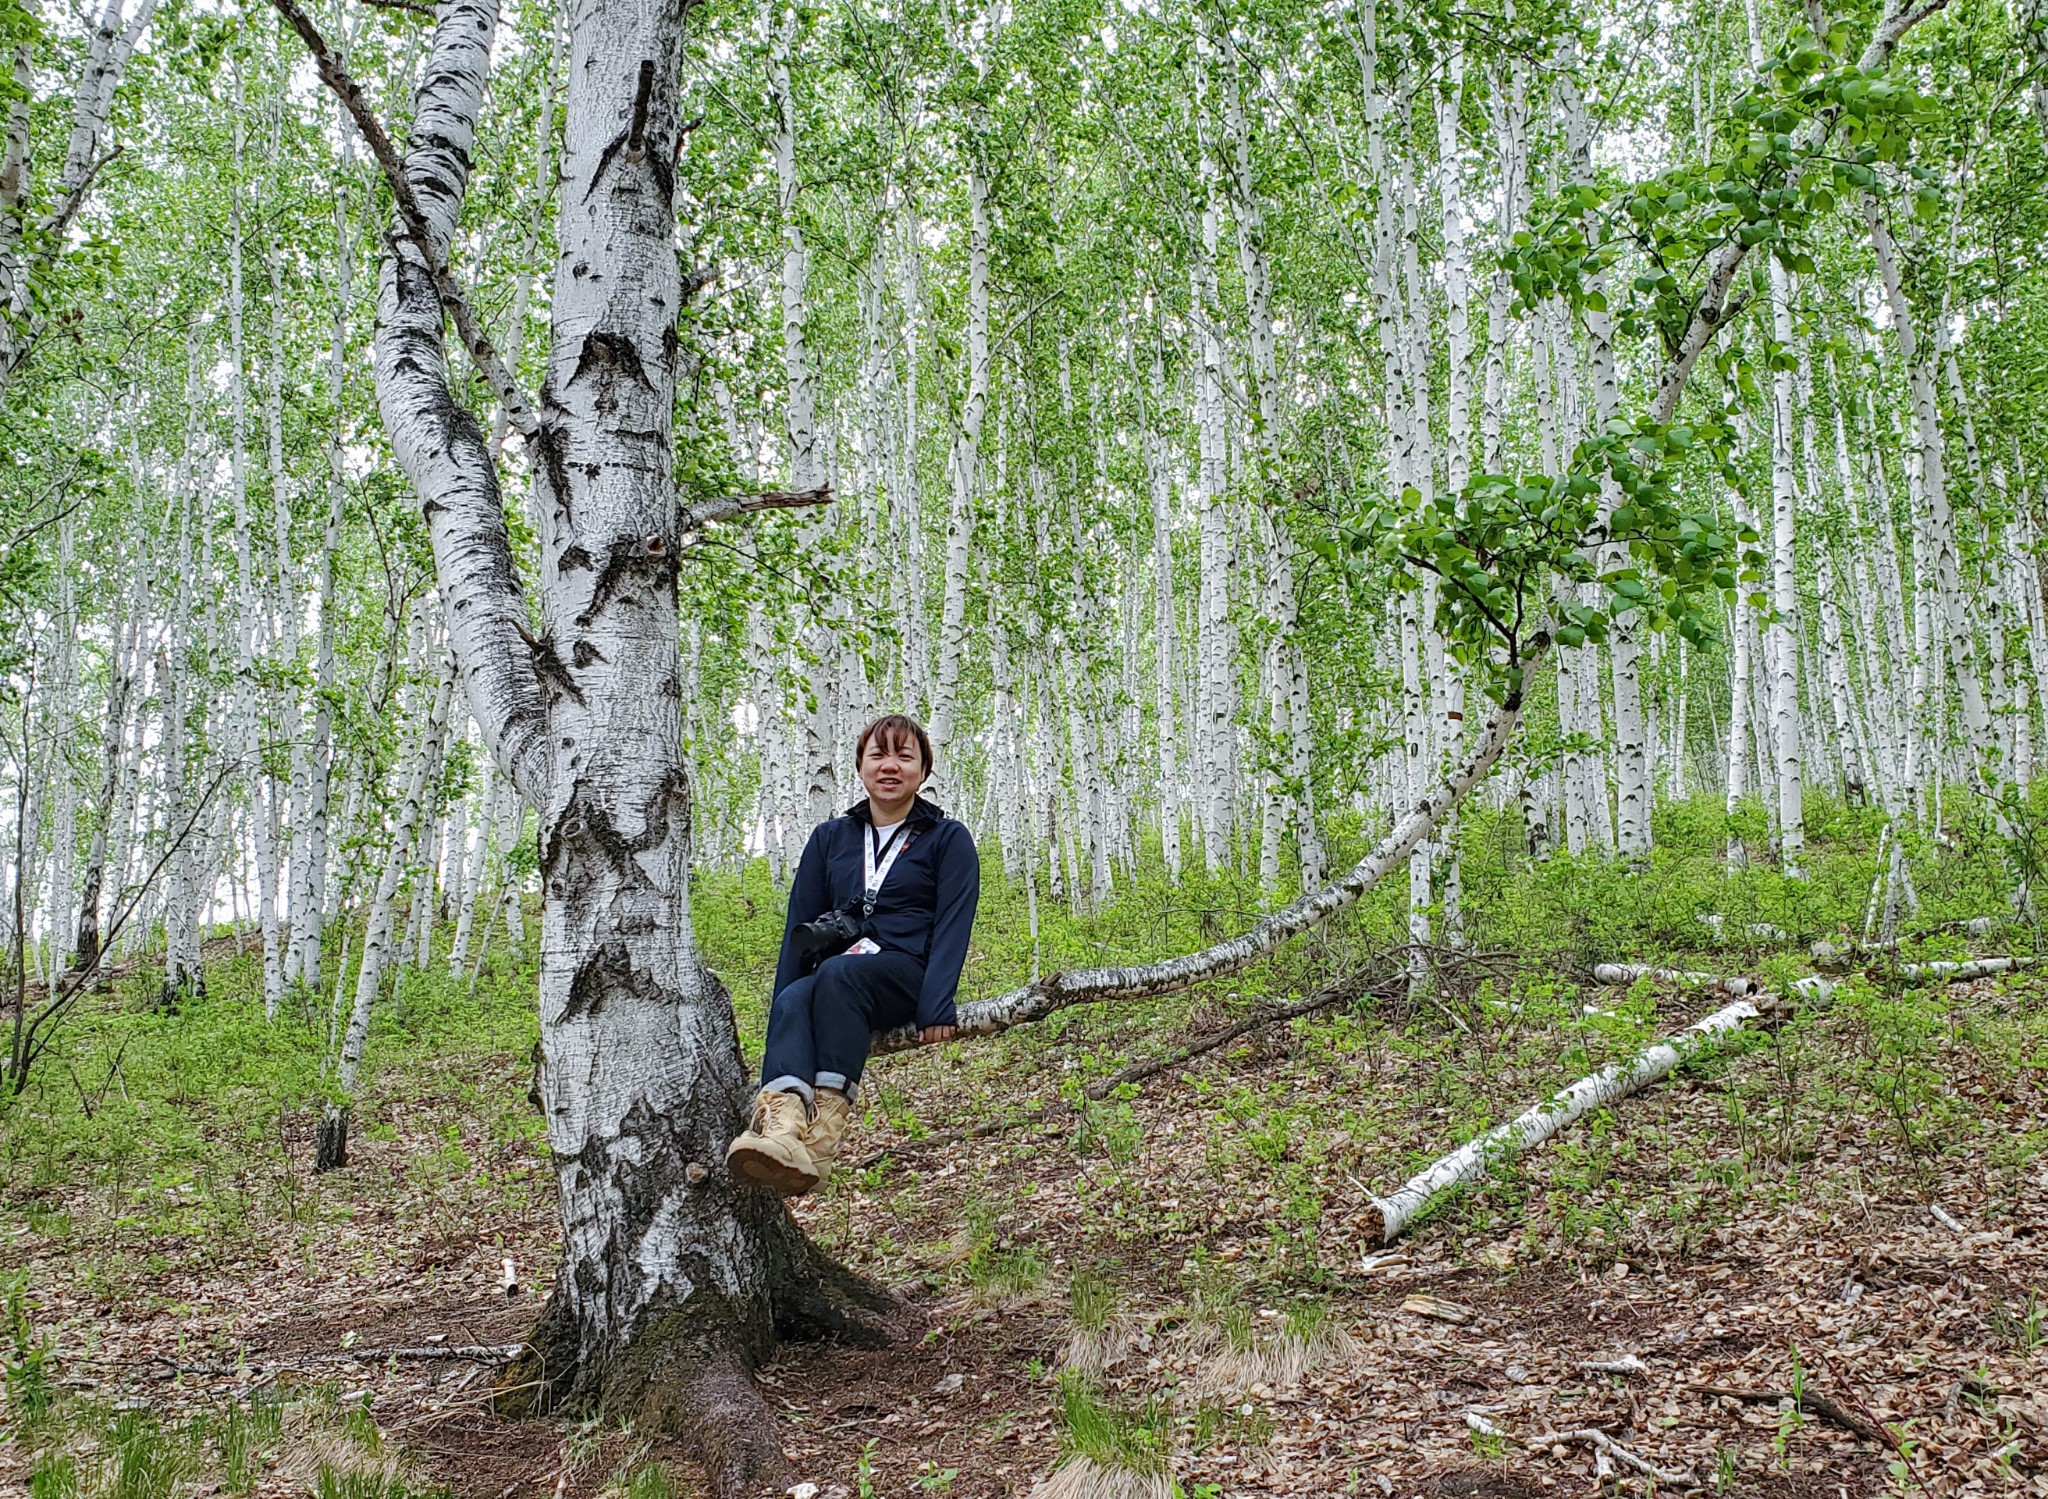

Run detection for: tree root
[[773, 1239, 902, 1348], [499, 1295, 793, 1499], [493, 1215, 896, 1499]]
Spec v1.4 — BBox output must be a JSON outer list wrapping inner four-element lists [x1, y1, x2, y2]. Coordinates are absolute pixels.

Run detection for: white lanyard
[[861, 822, 913, 915]]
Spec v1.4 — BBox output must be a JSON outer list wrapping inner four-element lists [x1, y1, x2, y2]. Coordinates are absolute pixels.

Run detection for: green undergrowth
[[3, 790, 2046, 1489], [5, 1373, 446, 1499]]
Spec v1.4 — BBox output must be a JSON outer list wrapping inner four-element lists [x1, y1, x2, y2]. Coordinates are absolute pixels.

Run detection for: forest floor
[[4, 843, 2048, 1498]]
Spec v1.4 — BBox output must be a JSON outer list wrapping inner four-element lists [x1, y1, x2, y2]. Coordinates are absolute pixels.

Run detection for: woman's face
[[859, 731, 925, 806]]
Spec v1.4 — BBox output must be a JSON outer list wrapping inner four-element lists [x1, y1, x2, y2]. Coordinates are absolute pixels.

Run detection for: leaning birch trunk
[[1364, 996, 1763, 1245], [875, 653, 1541, 1051], [0, 0, 157, 398], [316, 657, 450, 1172], [327, 0, 891, 1487]]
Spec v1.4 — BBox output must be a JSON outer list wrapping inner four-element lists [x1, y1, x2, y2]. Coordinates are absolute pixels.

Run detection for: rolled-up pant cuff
[[815, 1070, 855, 1105], [760, 1075, 813, 1110]]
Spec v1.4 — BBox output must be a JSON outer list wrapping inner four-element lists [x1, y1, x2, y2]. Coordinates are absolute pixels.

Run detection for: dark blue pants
[[761, 951, 923, 1106]]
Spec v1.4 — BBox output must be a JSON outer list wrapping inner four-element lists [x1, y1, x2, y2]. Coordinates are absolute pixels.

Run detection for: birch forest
[[5, 0, 2048, 1490]]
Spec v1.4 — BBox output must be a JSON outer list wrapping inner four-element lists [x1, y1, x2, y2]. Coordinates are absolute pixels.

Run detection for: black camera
[[793, 905, 864, 972]]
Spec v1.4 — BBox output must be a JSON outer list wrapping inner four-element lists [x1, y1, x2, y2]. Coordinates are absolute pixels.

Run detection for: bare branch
[[677, 485, 832, 531]]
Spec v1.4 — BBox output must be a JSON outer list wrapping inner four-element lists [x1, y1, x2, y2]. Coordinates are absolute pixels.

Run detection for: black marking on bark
[[627, 60, 654, 151], [526, 631, 584, 706], [530, 421, 575, 526], [584, 129, 630, 203], [560, 543, 594, 573], [541, 770, 687, 890], [576, 534, 679, 627], [572, 639, 605, 668], [570, 330, 652, 391], [562, 940, 665, 1022]]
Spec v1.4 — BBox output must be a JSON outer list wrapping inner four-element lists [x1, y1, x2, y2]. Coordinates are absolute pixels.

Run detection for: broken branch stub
[[677, 486, 832, 531]]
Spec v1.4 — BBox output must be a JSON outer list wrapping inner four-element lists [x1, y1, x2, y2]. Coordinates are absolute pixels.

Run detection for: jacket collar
[[846, 793, 943, 828]]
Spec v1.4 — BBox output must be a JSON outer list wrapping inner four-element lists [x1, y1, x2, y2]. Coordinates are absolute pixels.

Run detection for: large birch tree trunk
[[335, 0, 890, 1488]]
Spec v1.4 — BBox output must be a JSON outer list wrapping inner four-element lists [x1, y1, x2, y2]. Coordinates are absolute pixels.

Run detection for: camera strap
[[861, 821, 914, 918]]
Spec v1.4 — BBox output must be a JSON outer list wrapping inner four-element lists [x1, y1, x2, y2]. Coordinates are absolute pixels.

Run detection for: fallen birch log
[[1592, 963, 1756, 996], [1894, 955, 2043, 982], [1361, 996, 1762, 1246]]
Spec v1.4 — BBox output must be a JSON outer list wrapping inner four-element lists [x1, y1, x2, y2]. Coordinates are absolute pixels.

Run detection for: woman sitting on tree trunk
[[726, 713, 980, 1194]]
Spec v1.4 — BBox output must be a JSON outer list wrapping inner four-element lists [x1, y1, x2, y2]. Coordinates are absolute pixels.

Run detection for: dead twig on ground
[[1467, 1413, 1696, 1487], [139, 1343, 524, 1379], [1684, 1383, 1887, 1446]]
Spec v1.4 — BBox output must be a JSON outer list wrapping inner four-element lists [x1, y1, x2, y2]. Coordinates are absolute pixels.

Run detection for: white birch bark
[[227, 89, 287, 1017], [769, 7, 838, 832], [1193, 184, 1235, 873], [1868, 198, 1997, 793], [1724, 582, 1753, 866], [353, 2, 871, 1475], [0, 0, 157, 397], [932, 166, 990, 767], [1561, 60, 1649, 857], [1217, 27, 1319, 889], [1145, 336, 1183, 882], [74, 607, 134, 973], [289, 203, 351, 989], [1766, 260, 1806, 873], [318, 652, 452, 1170]]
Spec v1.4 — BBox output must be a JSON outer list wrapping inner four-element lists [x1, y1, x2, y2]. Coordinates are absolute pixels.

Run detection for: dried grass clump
[[1027, 1454, 1179, 1499], [270, 1398, 412, 1491], [1176, 1299, 1360, 1400]]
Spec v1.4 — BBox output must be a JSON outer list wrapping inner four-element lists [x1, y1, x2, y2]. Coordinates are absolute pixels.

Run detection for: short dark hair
[[856, 713, 934, 780]]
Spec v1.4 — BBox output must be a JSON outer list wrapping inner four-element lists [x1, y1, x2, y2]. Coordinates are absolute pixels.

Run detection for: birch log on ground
[[1894, 955, 2043, 981], [1361, 995, 1763, 1246], [1591, 963, 1757, 996], [875, 655, 1540, 1054]]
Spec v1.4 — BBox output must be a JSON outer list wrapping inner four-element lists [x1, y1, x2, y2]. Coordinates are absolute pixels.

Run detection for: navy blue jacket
[[772, 795, 980, 1029]]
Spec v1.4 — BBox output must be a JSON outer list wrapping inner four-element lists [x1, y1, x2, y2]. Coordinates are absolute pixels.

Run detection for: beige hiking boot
[[803, 1088, 855, 1184], [725, 1089, 821, 1195]]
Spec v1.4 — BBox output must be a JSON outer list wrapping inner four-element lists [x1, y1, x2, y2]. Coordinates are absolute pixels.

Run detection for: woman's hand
[[918, 1025, 955, 1045]]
